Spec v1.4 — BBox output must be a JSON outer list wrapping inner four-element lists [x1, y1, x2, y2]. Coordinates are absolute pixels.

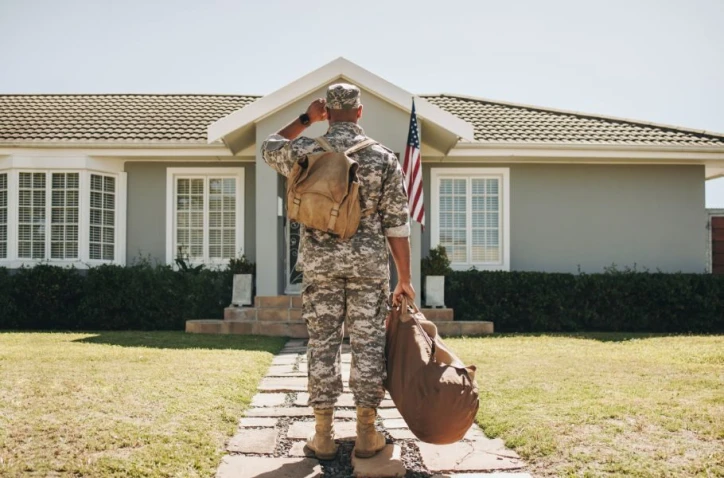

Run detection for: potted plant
[[228, 254, 256, 307], [421, 245, 452, 308]]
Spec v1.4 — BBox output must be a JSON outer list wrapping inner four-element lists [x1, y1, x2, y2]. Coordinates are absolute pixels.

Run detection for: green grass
[[449, 334, 724, 477], [0, 331, 285, 478]]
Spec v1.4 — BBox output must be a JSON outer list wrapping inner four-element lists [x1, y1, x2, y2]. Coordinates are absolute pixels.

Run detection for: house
[[2, 57, 724, 328]]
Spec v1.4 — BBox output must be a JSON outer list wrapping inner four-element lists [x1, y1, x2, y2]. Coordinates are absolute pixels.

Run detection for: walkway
[[216, 339, 531, 478]]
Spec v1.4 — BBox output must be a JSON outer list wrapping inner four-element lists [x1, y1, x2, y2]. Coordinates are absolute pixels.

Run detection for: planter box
[[231, 274, 253, 306], [425, 275, 446, 308]]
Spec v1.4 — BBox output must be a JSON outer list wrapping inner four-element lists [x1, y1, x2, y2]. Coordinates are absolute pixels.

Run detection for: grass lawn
[[0, 331, 285, 478], [449, 334, 724, 477]]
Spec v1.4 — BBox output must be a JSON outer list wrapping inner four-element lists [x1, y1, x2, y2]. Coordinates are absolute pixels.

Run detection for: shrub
[[421, 245, 453, 277], [446, 269, 724, 333], [0, 256, 255, 331]]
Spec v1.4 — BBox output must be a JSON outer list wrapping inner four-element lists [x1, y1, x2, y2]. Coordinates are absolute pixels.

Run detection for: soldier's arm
[[378, 153, 415, 303], [260, 99, 327, 177]]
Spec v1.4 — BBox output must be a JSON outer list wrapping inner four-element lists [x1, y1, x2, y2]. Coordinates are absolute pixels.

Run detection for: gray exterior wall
[[422, 163, 707, 273], [125, 161, 255, 264]]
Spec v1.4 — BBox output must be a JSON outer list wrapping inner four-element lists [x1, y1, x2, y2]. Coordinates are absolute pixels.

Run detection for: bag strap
[[315, 137, 334, 152], [345, 138, 376, 155], [327, 206, 340, 233]]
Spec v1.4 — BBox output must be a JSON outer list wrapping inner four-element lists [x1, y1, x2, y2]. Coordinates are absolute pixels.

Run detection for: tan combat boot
[[354, 407, 387, 458], [306, 408, 338, 460]]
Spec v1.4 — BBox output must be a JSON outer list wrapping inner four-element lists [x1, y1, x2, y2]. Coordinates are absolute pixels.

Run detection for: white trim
[[117, 172, 127, 266], [430, 167, 511, 271], [705, 209, 724, 274], [207, 57, 475, 148], [165, 167, 245, 266]]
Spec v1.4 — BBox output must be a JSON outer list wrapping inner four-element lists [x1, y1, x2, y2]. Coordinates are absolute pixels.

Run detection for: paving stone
[[378, 408, 402, 419], [286, 421, 357, 440], [226, 428, 278, 454], [382, 418, 409, 429], [239, 417, 277, 428], [266, 365, 295, 375], [272, 355, 298, 365], [335, 409, 356, 419], [388, 428, 418, 440], [286, 339, 306, 347], [288, 441, 313, 457], [379, 399, 396, 408], [216, 456, 323, 478], [351, 444, 405, 477], [417, 442, 524, 472], [259, 377, 308, 392], [431, 474, 532, 478], [251, 393, 287, 408], [247, 407, 314, 417]]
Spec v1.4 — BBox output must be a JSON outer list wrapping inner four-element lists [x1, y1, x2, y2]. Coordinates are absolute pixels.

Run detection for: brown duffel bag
[[384, 296, 479, 444]]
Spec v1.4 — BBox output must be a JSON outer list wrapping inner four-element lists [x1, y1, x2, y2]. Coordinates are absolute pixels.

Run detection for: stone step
[[254, 295, 303, 309], [187, 319, 494, 337]]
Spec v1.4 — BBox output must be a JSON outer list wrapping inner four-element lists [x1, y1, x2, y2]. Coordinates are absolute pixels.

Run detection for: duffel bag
[[384, 296, 479, 444]]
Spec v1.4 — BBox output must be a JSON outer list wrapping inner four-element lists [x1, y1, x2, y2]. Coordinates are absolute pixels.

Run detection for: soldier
[[261, 83, 415, 460]]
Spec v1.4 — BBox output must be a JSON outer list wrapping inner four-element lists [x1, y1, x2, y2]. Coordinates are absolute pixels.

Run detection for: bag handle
[[399, 295, 437, 359]]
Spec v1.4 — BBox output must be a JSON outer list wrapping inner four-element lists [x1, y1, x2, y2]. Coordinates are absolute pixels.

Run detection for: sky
[[1, 0, 723, 203]]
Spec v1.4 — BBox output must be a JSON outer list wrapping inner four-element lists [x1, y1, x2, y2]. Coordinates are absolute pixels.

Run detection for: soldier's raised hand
[[306, 98, 328, 123]]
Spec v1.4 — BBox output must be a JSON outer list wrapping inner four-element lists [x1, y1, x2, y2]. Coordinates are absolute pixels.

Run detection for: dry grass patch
[[449, 334, 723, 477], [0, 331, 285, 477]]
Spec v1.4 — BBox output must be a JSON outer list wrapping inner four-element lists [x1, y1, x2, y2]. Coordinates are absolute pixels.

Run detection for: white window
[[431, 168, 510, 271], [0, 169, 126, 267], [89, 174, 116, 261], [0, 173, 7, 259], [166, 168, 244, 265]]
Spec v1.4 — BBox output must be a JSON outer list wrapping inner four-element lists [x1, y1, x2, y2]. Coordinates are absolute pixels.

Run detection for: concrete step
[[187, 319, 493, 337], [225, 305, 453, 323]]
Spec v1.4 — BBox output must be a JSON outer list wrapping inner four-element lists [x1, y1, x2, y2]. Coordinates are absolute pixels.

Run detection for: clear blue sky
[[2, 0, 723, 203]]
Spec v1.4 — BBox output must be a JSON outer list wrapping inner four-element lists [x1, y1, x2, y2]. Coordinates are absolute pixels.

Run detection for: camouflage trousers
[[302, 275, 389, 409]]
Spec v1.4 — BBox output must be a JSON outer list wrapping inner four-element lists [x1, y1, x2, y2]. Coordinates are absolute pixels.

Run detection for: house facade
[[2, 58, 724, 300]]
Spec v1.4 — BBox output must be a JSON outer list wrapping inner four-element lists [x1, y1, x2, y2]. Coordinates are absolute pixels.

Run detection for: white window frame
[[165, 168, 244, 267], [0, 169, 127, 268], [430, 167, 511, 271]]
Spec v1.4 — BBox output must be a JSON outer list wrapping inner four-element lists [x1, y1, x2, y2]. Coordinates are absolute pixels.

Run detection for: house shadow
[[72, 331, 285, 352]]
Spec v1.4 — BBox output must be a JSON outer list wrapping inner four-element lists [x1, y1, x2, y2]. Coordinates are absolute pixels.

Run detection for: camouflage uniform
[[261, 83, 410, 409]]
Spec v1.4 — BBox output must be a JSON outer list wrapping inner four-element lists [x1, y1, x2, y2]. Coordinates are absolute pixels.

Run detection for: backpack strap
[[327, 206, 340, 234], [315, 137, 334, 152], [345, 138, 376, 155]]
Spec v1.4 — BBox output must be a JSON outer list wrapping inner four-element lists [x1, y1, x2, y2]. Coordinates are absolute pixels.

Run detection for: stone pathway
[[216, 339, 531, 478]]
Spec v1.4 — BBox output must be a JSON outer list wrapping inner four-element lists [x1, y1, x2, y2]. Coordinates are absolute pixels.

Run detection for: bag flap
[[293, 152, 358, 203]]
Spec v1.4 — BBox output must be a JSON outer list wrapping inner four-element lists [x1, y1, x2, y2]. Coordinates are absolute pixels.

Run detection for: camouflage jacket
[[261, 122, 410, 279]]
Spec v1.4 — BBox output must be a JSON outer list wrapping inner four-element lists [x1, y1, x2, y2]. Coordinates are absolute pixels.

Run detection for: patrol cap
[[326, 83, 361, 110]]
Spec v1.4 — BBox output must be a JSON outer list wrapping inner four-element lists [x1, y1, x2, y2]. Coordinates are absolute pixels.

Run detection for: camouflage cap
[[326, 83, 361, 109]]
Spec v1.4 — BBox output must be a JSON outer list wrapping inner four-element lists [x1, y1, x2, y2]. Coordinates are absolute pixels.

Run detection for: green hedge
[[446, 270, 724, 333], [0, 263, 236, 331], [3, 264, 723, 333]]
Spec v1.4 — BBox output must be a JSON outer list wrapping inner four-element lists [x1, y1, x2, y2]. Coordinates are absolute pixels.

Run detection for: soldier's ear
[[357, 105, 363, 119]]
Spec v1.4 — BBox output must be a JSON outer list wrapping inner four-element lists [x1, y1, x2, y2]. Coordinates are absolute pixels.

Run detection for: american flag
[[403, 100, 425, 226]]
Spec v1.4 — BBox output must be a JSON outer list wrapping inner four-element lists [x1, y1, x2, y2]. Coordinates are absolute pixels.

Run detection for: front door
[[285, 217, 303, 294]]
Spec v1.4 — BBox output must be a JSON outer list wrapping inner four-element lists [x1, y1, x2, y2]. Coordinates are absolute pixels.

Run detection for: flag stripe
[[403, 100, 425, 227]]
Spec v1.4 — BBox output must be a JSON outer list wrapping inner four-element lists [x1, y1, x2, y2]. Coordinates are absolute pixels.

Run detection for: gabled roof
[[0, 94, 258, 144], [424, 94, 724, 146], [1, 93, 723, 148], [206, 57, 475, 154]]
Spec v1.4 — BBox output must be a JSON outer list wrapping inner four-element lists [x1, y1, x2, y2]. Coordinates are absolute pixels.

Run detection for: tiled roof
[[1, 93, 723, 147], [0, 94, 259, 145], [423, 94, 724, 146]]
